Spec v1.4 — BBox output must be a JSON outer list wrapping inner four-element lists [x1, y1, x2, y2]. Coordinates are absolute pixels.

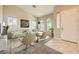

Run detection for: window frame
[[56, 13, 61, 29]]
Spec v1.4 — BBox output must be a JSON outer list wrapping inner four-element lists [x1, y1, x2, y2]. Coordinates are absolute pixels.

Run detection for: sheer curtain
[[8, 16, 18, 32]]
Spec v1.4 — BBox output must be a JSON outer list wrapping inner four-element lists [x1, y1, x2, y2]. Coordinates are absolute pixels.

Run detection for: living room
[[0, 5, 79, 54], [0, 5, 57, 54]]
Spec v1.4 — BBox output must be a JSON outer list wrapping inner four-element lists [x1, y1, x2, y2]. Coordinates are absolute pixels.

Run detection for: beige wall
[[3, 5, 34, 30], [0, 6, 3, 16], [3, 5, 33, 20], [61, 8, 78, 42], [54, 5, 79, 43], [53, 6, 78, 39]]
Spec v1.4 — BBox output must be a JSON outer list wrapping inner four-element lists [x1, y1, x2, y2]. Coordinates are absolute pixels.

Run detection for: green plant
[[2, 26, 9, 35], [49, 28, 54, 37], [49, 28, 54, 32]]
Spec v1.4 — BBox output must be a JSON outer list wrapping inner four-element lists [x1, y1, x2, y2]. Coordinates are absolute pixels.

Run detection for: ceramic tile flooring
[[45, 38, 79, 54]]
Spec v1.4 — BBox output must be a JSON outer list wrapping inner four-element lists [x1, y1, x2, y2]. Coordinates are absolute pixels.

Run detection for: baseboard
[[62, 39, 77, 44], [53, 37, 62, 40], [54, 37, 77, 44]]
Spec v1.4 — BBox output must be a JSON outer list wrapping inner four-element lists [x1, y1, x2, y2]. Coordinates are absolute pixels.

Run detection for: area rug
[[15, 38, 62, 54], [15, 44, 62, 54]]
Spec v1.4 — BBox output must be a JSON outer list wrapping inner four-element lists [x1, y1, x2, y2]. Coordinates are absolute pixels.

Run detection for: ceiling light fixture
[[32, 5, 36, 8]]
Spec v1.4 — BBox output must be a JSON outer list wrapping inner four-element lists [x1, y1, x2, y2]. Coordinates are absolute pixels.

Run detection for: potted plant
[[49, 28, 54, 38], [2, 26, 9, 35]]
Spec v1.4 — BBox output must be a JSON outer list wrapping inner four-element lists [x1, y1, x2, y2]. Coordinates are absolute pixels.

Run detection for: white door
[[60, 9, 77, 42]]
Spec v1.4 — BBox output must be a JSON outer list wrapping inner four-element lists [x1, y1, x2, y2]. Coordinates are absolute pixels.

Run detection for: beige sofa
[[9, 30, 36, 53]]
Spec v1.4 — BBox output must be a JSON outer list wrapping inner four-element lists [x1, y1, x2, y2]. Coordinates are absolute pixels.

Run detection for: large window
[[29, 20, 36, 30], [47, 18, 53, 31], [38, 20, 45, 31], [8, 16, 18, 31]]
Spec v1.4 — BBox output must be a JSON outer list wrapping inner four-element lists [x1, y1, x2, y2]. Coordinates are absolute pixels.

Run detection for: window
[[47, 18, 53, 31], [38, 20, 45, 31], [57, 13, 61, 29], [8, 16, 18, 31], [29, 20, 36, 30]]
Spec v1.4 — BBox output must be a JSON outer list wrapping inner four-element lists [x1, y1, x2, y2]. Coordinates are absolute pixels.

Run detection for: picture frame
[[20, 19, 29, 28]]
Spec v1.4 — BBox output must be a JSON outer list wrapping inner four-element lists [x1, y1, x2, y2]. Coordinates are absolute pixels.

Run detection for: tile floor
[[45, 38, 79, 54]]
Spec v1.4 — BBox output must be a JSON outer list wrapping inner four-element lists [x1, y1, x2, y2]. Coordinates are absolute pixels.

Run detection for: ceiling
[[16, 5, 55, 17]]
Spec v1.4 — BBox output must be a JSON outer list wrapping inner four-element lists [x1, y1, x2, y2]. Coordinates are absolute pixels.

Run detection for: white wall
[[60, 8, 78, 42]]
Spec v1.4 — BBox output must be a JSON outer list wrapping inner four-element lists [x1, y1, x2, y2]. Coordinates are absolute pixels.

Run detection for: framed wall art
[[20, 19, 29, 28]]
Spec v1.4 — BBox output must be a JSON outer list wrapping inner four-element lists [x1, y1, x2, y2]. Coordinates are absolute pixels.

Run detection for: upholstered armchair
[[36, 31, 48, 42]]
